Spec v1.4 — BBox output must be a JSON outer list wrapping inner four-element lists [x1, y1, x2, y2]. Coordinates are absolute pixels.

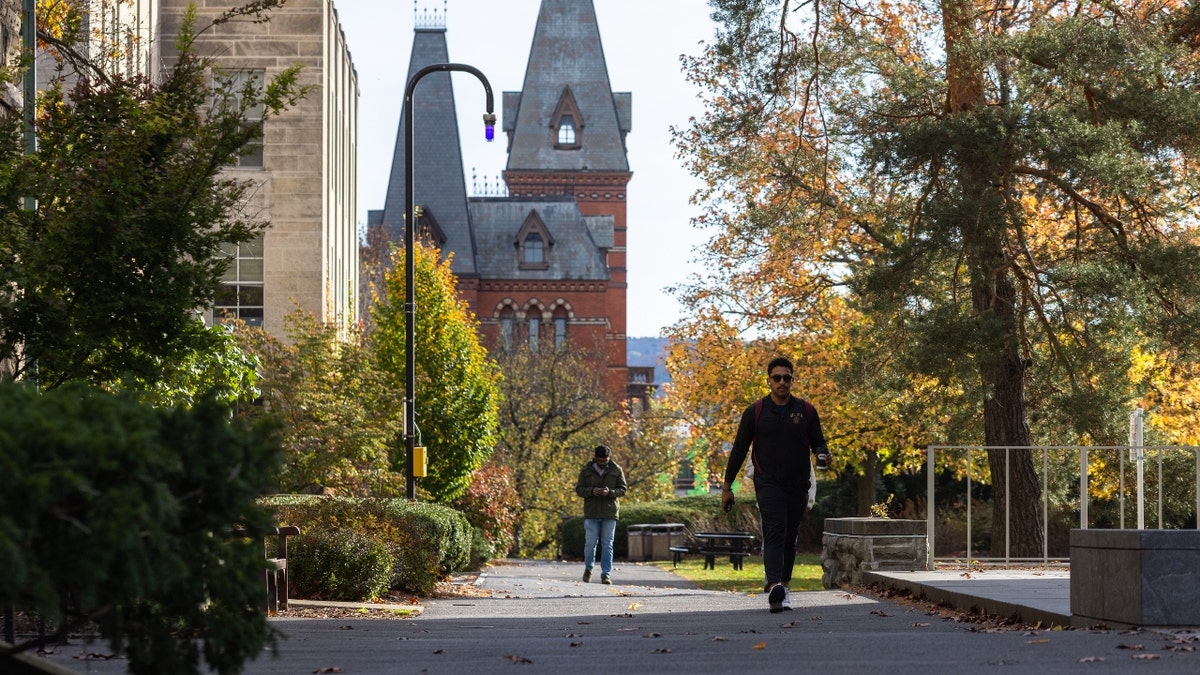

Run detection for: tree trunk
[[943, 0, 1044, 557]]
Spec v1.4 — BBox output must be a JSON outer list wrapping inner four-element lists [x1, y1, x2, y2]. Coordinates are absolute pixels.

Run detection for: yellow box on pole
[[413, 446, 428, 477]]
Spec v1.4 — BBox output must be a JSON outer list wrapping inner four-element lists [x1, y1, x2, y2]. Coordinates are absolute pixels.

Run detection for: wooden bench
[[237, 525, 301, 612]]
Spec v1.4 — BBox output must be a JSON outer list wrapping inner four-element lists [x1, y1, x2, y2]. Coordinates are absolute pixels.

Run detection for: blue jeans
[[583, 518, 617, 575]]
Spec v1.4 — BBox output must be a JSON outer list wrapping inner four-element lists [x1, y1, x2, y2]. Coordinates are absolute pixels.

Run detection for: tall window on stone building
[[527, 311, 541, 352], [221, 69, 266, 168], [499, 307, 515, 346], [214, 236, 265, 326], [554, 310, 568, 348]]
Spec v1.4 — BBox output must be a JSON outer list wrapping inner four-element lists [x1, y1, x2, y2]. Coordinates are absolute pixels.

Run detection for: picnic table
[[693, 531, 757, 570]]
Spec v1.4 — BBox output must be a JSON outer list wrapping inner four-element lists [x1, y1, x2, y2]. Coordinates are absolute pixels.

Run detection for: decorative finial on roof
[[414, 0, 448, 30], [470, 168, 508, 198]]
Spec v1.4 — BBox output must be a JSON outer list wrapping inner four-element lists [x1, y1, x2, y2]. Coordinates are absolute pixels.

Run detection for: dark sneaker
[[601, 574, 612, 585], [582, 569, 592, 583], [768, 584, 786, 613]]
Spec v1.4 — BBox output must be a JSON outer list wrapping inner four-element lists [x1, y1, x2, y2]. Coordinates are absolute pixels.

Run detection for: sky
[[332, 0, 720, 338]]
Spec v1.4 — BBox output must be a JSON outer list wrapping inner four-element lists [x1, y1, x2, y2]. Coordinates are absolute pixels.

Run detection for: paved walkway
[[865, 568, 1072, 628], [24, 559, 1200, 674]]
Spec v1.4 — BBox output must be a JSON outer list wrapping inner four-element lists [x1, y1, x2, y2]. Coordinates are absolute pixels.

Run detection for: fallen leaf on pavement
[[650, 648, 672, 653], [1027, 639, 1050, 644], [1131, 654, 1160, 660], [313, 668, 343, 674], [1117, 644, 1145, 650], [1077, 656, 1104, 663], [643, 632, 662, 638], [629, 602, 641, 611], [570, 642, 582, 647], [504, 655, 533, 663], [711, 636, 729, 641], [751, 642, 767, 650]]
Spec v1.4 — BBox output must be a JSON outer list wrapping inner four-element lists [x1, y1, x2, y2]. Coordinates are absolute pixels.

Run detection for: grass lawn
[[647, 554, 823, 593]]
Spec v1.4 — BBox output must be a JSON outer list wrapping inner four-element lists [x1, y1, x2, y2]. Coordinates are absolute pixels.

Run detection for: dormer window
[[551, 86, 583, 150], [523, 232, 545, 265], [516, 210, 553, 270], [557, 116, 576, 146]]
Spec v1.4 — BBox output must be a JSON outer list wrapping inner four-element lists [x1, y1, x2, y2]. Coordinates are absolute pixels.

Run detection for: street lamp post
[[404, 63, 495, 500]]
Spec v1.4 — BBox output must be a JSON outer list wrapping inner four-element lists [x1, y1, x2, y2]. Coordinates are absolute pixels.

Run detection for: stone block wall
[[821, 518, 930, 588]]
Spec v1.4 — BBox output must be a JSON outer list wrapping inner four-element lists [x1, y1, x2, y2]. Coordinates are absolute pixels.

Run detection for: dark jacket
[[574, 459, 628, 520], [723, 395, 827, 489]]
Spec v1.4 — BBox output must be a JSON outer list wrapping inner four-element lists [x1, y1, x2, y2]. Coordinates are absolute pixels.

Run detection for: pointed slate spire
[[504, 0, 631, 174], [380, 5, 476, 275]]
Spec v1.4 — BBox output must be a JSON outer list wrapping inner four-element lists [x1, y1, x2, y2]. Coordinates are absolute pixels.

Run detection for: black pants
[[754, 480, 806, 589]]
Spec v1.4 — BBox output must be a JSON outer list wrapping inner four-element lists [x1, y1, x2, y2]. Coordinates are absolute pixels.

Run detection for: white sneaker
[[768, 583, 786, 613], [781, 587, 792, 611]]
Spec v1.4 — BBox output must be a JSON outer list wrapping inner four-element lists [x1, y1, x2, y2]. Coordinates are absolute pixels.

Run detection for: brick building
[[369, 0, 630, 395]]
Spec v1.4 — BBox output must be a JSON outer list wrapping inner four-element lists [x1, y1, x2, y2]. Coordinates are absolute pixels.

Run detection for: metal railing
[[925, 445, 1200, 567]]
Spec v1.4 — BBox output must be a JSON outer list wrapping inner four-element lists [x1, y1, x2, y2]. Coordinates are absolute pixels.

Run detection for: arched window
[[527, 311, 541, 352], [554, 309, 568, 348], [499, 307, 515, 346]]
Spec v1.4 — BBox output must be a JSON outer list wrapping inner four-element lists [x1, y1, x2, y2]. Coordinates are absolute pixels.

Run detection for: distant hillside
[[627, 336, 671, 386]]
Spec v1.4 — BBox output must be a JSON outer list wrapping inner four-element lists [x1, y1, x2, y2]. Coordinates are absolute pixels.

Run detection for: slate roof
[[379, 27, 477, 276], [505, 0, 631, 172], [469, 197, 611, 281]]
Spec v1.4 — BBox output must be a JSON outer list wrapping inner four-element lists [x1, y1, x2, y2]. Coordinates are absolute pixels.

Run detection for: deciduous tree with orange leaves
[[675, 0, 1200, 555]]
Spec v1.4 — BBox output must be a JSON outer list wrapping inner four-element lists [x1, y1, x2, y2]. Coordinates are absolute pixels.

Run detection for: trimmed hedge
[[263, 495, 474, 596], [289, 529, 393, 601]]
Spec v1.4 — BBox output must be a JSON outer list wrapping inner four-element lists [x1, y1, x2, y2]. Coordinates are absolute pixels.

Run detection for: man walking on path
[[575, 445, 627, 584], [722, 356, 830, 613]]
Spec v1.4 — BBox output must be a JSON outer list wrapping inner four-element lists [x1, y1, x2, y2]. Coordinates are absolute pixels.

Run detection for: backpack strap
[[750, 396, 816, 480]]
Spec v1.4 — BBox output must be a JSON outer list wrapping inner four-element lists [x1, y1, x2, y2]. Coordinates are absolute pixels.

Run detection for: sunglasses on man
[[770, 374, 794, 383]]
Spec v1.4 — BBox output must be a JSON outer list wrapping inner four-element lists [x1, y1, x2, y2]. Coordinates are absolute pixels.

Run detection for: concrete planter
[[1070, 529, 1200, 627], [821, 517, 930, 588]]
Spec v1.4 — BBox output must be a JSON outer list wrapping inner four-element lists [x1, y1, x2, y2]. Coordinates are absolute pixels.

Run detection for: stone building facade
[[159, 0, 359, 335]]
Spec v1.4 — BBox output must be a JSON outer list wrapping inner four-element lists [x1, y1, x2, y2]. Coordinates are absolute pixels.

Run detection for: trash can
[[647, 523, 686, 560], [626, 524, 649, 561]]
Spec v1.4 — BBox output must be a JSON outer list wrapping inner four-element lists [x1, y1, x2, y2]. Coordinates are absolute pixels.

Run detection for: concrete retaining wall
[[1070, 529, 1200, 627]]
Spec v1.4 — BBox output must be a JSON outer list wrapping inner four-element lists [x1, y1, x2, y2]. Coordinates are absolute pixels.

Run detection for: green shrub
[[452, 464, 518, 557], [262, 495, 474, 595], [0, 381, 282, 675], [290, 530, 393, 601]]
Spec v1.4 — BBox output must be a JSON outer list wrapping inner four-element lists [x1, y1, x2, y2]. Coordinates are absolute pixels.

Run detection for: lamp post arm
[[402, 63, 494, 500]]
